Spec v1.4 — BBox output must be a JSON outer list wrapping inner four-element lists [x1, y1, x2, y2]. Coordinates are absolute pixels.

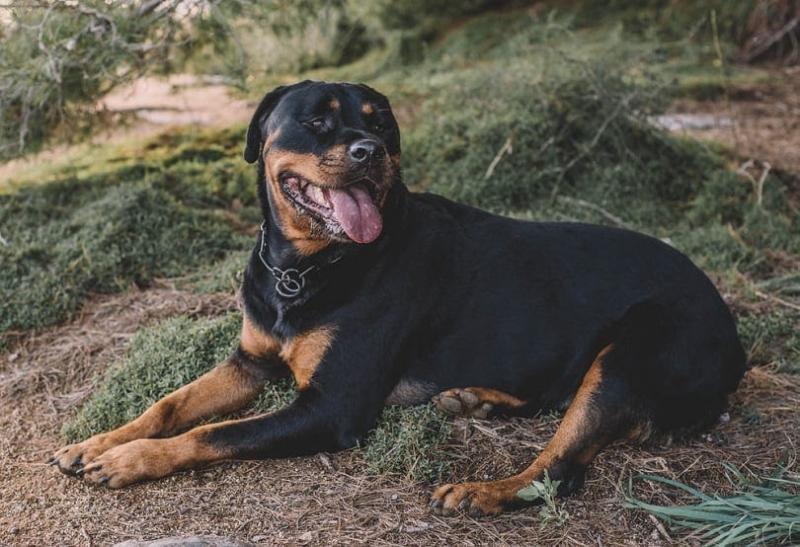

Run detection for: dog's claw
[[468, 505, 484, 518]]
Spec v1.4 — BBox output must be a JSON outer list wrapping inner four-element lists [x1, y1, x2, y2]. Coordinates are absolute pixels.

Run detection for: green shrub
[[402, 59, 717, 225], [363, 403, 452, 482], [63, 315, 241, 442], [737, 312, 800, 372], [0, 184, 238, 340], [0, 126, 257, 344]]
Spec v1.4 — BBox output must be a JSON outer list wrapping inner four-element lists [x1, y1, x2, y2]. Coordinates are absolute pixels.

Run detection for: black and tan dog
[[51, 80, 747, 516]]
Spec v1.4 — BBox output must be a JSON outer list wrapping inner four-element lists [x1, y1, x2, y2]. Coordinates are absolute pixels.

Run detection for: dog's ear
[[244, 80, 313, 164], [353, 83, 388, 103]]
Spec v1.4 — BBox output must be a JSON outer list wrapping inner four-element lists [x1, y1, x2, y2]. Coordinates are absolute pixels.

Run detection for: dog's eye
[[371, 119, 386, 133], [305, 118, 328, 133]]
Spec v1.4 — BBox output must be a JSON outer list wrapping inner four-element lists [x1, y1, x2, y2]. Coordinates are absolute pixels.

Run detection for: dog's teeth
[[309, 185, 325, 206]]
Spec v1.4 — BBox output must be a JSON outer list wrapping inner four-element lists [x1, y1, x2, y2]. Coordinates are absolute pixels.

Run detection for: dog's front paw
[[429, 481, 511, 517], [81, 439, 174, 488], [48, 434, 112, 476]]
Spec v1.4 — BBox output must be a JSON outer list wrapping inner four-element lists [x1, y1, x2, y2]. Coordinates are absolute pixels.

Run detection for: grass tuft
[[626, 473, 800, 546]]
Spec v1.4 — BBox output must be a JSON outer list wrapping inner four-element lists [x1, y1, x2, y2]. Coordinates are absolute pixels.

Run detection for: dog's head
[[245, 81, 401, 252]]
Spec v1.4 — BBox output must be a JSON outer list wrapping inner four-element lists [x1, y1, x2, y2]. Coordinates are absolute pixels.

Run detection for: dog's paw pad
[[433, 389, 493, 418]]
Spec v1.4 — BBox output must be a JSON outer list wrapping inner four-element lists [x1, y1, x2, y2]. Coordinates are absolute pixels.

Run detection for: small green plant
[[517, 470, 570, 528], [625, 473, 800, 545]]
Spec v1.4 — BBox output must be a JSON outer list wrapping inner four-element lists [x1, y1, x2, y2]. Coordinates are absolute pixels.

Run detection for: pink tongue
[[326, 184, 383, 244]]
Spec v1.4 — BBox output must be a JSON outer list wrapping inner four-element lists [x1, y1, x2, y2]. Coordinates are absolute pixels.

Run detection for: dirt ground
[[665, 66, 800, 175], [1, 71, 799, 546]]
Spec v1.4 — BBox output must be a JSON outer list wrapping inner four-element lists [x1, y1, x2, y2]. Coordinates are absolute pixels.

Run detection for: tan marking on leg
[[329, 98, 340, 110], [51, 360, 267, 474], [430, 344, 615, 516], [461, 387, 525, 407], [81, 427, 229, 488], [279, 326, 335, 390]]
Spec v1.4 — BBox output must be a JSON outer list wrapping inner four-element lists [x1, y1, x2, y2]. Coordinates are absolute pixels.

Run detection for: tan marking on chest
[[279, 326, 336, 390], [240, 315, 280, 357]]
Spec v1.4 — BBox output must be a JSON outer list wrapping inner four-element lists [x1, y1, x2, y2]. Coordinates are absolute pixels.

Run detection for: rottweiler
[[51, 80, 747, 516]]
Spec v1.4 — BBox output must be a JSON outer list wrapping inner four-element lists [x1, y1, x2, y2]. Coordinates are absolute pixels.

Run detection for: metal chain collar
[[257, 222, 316, 298]]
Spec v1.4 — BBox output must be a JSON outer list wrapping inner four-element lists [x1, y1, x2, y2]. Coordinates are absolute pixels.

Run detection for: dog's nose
[[348, 139, 382, 163]]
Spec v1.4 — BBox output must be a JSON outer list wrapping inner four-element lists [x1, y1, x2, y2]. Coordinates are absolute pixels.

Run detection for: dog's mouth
[[280, 173, 384, 244]]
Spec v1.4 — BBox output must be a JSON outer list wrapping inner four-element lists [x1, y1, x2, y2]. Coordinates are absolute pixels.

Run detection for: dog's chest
[[277, 326, 335, 390]]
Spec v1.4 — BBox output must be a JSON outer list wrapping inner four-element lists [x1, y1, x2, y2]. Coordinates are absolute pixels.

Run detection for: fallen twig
[[737, 159, 771, 207], [648, 514, 673, 543], [484, 134, 514, 180], [752, 287, 800, 312], [556, 196, 633, 229]]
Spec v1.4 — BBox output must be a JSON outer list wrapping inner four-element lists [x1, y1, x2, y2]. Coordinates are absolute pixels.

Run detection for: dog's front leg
[[75, 315, 408, 488], [50, 315, 285, 475], [79, 388, 358, 488]]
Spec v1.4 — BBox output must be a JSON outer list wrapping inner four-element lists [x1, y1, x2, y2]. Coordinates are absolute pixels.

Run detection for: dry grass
[[0, 288, 797, 546]]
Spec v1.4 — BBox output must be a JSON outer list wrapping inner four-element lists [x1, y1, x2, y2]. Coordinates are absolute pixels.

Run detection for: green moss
[[63, 314, 242, 442], [401, 58, 720, 224], [0, 126, 258, 343], [177, 248, 252, 295], [363, 403, 453, 482], [0, 184, 239, 340], [737, 312, 800, 373]]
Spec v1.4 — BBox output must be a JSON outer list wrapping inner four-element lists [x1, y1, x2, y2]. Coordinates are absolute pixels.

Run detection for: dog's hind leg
[[429, 343, 647, 516], [432, 387, 527, 418]]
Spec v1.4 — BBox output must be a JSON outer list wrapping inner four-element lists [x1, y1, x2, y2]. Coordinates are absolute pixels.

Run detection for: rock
[[114, 536, 253, 547], [649, 113, 734, 132]]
